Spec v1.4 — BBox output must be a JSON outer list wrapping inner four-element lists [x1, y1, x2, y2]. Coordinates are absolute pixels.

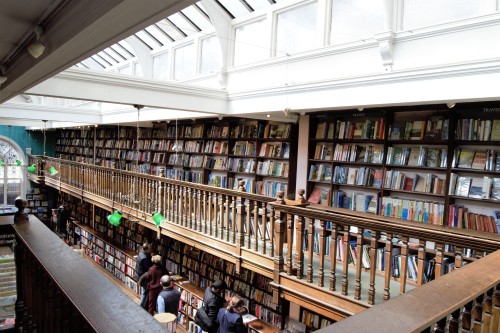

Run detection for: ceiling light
[[28, 26, 46, 59], [447, 102, 456, 109]]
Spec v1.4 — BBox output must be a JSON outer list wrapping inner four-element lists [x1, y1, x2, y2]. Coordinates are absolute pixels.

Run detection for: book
[[407, 148, 421, 167], [457, 150, 475, 169], [424, 116, 445, 140], [471, 151, 487, 170], [491, 178, 500, 200], [409, 121, 425, 140], [390, 122, 404, 140], [426, 148, 440, 168], [307, 187, 323, 204], [468, 178, 484, 199], [455, 176, 471, 197], [491, 119, 500, 141]]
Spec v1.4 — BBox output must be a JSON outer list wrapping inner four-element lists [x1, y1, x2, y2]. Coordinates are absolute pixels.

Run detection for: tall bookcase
[[307, 105, 500, 234], [54, 117, 298, 199], [164, 238, 286, 331]]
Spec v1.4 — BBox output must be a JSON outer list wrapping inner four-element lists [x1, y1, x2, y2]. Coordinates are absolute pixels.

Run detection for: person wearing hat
[[203, 279, 227, 333]]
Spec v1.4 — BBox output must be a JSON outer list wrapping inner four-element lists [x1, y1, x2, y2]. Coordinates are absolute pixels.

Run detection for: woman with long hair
[[216, 295, 247, 333]]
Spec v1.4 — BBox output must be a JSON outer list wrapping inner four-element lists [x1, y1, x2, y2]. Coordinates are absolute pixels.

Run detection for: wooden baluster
[[472, 294, 484, 332], [399, 236, 409, 294], [246, 199, 252, 248], [272, 191, 286, 306], [231, 195, 237, 243], [482, 288, 493, 333], [455, 246, 464, 271], [449, 308, 461, 333], [225, 195, 230, 242], [417, 239, 426, 286], [202, 190, 208, 234], [220, 193, 225, 239], [165, 183, 171, 220], [253, 200, 259, 251], [383, 233, 393, 301], [435, 242, 444, 280], [175, 184, 180, 224], [462, 301, 473, 333], [306, 217, 313, 283], [491, 284, 500, 333], [295, 215, 305, 279], [208, 192, 214, 235], [341, 225, 350, 296], [214, 193, 220, 237], [196, 189, 202, 232], [434, 317, 447, 333], [318, 220, 326, 288], [368, 231, 379, 305], [329, 224, 338, 292], [354, 228, 364, 300], [286, 211, 294, 276], [189, 187, 194, 229], [235, 184, 246, 273], [268, 204, 275, 257], [260, 202, 267, 255]]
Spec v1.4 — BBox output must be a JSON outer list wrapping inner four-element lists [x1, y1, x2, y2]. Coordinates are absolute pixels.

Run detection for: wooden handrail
[[28, 155, 500, 314], [319, 249, 500, 333], [4, 214, 168, 333]]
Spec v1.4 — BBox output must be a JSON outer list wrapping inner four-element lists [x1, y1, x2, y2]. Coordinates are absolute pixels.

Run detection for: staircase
[[0, 247, 15, 330]]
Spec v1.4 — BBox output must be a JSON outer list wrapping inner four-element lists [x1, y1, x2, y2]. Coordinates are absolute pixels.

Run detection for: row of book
[[380, 197, 445, 225], [452, 148, 499, 171], [389, 116, 449, 141], [455, 118, 500, 141], [448, 205, 499, 233], [332, 166, 382, 188], [259, 142, 290, 158], [331, 143, 383, 164], [450, 175, 500, 200], [386, 146, 447, 168], [384, 171, 446, 195]]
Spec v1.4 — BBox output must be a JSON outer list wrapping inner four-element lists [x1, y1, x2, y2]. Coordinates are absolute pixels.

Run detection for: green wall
[[0, 125, 56, 161]]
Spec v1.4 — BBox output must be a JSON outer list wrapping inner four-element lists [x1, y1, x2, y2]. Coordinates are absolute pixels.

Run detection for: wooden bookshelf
[[307, 105, 500, 234], [55, 117, 298, 199]]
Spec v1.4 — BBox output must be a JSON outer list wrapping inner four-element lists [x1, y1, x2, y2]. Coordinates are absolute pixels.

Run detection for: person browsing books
[[203, 279, 227, 333], [217, 295, 247, 333], [156, 275, 181, 316], [135, 243, 152, 310]]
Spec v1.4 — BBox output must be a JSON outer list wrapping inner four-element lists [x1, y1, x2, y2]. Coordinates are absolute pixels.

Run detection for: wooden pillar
[[295, 214, 305, 279], [235, 181, 246, 274]]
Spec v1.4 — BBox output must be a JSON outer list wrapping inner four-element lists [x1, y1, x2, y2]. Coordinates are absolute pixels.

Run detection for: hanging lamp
[[107, 210, 123, 226]]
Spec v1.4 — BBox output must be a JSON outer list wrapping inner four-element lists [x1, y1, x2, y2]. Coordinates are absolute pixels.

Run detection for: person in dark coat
[[217, 295, 247, 333], [203, 279, 227, 333], [157, 275, 181, 315], [144, 255, 168, 315], [135, 243, 152, 309]]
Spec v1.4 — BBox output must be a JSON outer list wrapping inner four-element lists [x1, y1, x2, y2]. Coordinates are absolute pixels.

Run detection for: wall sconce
[[28, 164, 37, 173], [49, 166, 58, 175], [107, 210, 123, 226], [152, 212, 166, 226], [27, 26, 46, 59]]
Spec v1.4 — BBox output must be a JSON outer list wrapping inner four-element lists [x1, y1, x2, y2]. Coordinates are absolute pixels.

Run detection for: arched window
[[0, 136, 24, 205]]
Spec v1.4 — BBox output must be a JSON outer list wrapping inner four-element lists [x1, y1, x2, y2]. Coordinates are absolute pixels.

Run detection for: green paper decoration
[[27, 164, 37, 173], [107, 210, 123, 226], [15, 160, 22, 166], [49, 166, 58, 175], [0, 161, 4, 166], [152, 212, 166, 226]]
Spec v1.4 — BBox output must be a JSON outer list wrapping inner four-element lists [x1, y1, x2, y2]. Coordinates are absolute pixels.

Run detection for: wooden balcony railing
[[29, 156, 500, 321], [319, 249, 500, 333], [2, 213, 168, 333]]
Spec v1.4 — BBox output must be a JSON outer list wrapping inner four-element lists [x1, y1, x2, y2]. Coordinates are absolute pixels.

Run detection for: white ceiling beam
[[27, 68, 229, 114]]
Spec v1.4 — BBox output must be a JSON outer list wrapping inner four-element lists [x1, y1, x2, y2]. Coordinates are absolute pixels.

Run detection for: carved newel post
[[14, 197, 29, 223]]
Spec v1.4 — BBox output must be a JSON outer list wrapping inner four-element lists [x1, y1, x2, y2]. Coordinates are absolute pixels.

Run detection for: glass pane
[[234, 19, 269, 66], [97, 51, 118, 66], [0, 181, 4, 206], [276, 2, 319, 56], [174, 43, 195, 80], [331, 0, 385, 45], [111, 44, 134, 60], [182, 6, 212, 31], [157, 20, 186, 41], [153, 52, 169, 80], [145, 26, 172, 46], [89, 55, 109, 69], [6, 180, 21, 205], [200, 35, 222, 74], [104, 47, 126, 61], [169, 13, 198, 36], [402, 0, 486, 30], [135, 31, 159, 49], [246, 0, 272, 11], [134, 63, 144, 77], [7, 166, 21, 178], [117, 41, 136, 57], [217, 0, 249, 17]]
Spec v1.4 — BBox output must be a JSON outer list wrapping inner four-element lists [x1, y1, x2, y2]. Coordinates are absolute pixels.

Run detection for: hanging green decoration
[[107, 210, 123, 226], [152, 212, 166, 226], [27, 164, 37, 173]]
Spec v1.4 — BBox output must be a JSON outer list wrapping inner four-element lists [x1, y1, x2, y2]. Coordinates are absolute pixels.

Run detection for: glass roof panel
[[110, 43, 134, 59], [168, 12, 199, 36], [87, 56, 107, 69], [157, 19, 186, 41], [97, 51, 119, 65], [104, 47, 127, 61], [117, 41, 136, 57], [181, 5, 212, 30], [135, 31, 161, 49], [217, 0, 251, 17], [145, 25, 173, 45], [246, 0, 273, 11]]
